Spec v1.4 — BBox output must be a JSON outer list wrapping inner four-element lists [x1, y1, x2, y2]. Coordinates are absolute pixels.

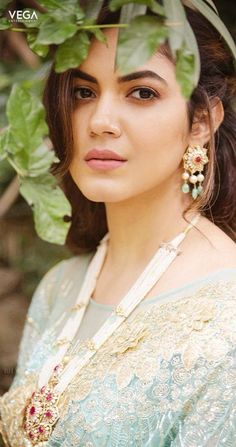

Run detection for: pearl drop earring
[[181, 145, 209, 199]]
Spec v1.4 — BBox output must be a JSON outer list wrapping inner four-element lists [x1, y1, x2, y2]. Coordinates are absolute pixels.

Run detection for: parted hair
[[43, 3, 236, 253]]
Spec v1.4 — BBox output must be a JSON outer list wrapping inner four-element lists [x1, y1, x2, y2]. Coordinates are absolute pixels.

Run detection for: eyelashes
[[72, 86, 160, 102]]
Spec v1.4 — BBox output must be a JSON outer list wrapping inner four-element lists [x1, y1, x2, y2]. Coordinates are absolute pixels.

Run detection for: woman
[[0, 3, 236, 446]]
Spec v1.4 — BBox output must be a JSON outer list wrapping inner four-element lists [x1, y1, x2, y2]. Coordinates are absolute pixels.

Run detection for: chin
[[81, 189, 124, 203], [78, 181, 128, 203]]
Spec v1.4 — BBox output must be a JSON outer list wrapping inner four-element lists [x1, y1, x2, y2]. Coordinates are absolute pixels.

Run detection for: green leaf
[[20, 175, 71, 245], [0, 0, 11, 14], [8, 141, 57, 177], [88, 27, 107, 44], [163, 0, 185, 55], [55, 31, 90, 72], [183, 20, 200, 87], [203, 0, 218, 14], [27, 33, 49, 57], [0, 129, 9, 161], [7, 84, 48, 153], [19, 9, 41, 28], [190, 0, 236, 64], [119, 3, 147, 23], [176, 45, 196, 98], [0, 17, 10, 29], [84, 0, 104, 20], [109, 0, 164, 15], [163, 0, 200, 94], [38, 0, 81, 13], [116, 15, 168, 74], [36, 16, 77, 45]]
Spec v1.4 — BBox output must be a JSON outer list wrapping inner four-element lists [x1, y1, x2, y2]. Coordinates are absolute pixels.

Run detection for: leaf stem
[[9, 23, 129, 33]]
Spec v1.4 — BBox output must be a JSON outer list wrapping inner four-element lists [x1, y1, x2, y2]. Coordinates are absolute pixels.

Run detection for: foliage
[[0, 82, 71, 244], [0, 0, 235, 245]]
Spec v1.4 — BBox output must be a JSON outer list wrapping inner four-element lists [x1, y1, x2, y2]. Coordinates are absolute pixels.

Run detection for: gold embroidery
[[1, 280, 236, 446], [70, 303, 86, 311], [115, 305, 126, 317]]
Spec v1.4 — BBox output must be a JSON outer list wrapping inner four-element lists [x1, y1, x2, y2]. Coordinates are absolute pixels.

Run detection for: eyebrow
[[71, 69, 168, 86]]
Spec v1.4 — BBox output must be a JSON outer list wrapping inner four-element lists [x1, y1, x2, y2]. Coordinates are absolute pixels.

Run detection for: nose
[[89, 94, 121, 138]]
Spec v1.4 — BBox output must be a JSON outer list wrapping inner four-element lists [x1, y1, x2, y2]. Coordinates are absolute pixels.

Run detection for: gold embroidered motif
[[111, 325, 149, 355], [115, 305, 126, 317]]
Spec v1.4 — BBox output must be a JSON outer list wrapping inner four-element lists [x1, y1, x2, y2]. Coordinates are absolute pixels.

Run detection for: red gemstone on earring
[[29, 432, 34, 439], [38, 426, 44, 433], [195, 156, 202, 163], [29, 406, 36, 415]]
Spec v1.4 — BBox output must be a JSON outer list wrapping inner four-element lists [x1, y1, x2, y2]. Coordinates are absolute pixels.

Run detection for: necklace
[[22, 214, 200, 445]]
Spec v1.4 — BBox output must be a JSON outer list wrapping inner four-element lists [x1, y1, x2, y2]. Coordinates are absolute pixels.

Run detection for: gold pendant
[[22, 365, 63, 445]]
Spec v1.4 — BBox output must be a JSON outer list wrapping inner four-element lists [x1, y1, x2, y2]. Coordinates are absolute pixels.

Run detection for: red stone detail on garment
[[45, 410, 53, 418], [29, 406, 36, 415], [22, 384, 60, 444]]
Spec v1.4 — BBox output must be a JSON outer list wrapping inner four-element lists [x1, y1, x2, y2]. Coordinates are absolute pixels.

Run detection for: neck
[[104, 182, 195, 269]]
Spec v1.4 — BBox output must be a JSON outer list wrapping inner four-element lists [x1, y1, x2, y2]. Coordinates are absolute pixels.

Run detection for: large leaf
[[84, 0, 104, 20], [27, 33, 49, 58], [7, 84, 48, 153], [38, 0, 82, 13], [164, 0, 200, 96], [190, 0, 236, 64], [55, 31, 90, 72], [202, 0, 218, 14], [109, 0, 164, 15], [183, 20, 200, 88], [0, 0, 11, 14], [0, 17, 11, 29], [163, 0, 185, 55], [36, 16, 77, 45], [0, 129, 9, 161], [5, 84, 57, 176], [119, 3, 147, 24], [8, 141, 57, 177], [175, 45, 196, 98], [116, 15, 168, 74], [20, 175, 71, 245]]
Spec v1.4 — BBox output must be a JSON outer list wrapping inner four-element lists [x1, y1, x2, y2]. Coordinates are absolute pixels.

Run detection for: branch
[[0, 176, 20, 219]]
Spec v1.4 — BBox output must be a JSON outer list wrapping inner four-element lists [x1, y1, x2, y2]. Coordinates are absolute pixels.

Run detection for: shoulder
[[196, 217, 236, 268]]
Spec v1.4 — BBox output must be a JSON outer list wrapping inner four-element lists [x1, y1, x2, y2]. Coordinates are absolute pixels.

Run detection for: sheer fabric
[[0, 253, 236, 446]]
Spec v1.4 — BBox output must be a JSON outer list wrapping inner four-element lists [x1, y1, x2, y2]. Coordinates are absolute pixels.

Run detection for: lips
[[84, 148, 127, 171], [84, 148, 126, 162]]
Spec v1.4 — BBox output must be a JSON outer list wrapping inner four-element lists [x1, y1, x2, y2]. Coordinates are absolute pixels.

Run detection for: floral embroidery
[[0, 280, 236, 447]]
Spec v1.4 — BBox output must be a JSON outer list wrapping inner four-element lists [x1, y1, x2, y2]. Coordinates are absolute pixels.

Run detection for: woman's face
[[70, 28, 191, 203]]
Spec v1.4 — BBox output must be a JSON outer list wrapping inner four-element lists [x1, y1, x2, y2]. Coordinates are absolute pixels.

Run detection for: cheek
[[129, 101, 188, 169]]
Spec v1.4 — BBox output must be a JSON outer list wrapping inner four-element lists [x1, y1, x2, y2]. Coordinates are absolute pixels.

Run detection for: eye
[[73, 86, 95, 100], [129, 87, 159, 101]]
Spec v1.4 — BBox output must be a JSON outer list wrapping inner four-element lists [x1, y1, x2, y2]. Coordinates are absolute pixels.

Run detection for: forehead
[[78, 28, 176, 85]]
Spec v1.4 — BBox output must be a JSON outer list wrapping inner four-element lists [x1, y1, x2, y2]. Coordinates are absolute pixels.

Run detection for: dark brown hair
[[43, 3, 236, 253]]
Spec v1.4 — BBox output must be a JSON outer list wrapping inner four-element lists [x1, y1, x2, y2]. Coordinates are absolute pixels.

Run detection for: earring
[[181, 145, 209, 200]]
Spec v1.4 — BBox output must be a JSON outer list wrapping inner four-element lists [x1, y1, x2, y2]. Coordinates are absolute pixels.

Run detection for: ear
[[189, 97, 224, 146]]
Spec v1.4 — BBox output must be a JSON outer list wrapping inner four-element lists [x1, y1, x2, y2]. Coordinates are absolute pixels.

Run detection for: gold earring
[[181, 145, 209, 200]]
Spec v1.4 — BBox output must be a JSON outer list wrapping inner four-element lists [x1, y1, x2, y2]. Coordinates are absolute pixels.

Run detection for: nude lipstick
[[84, 148, 127, 171]]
